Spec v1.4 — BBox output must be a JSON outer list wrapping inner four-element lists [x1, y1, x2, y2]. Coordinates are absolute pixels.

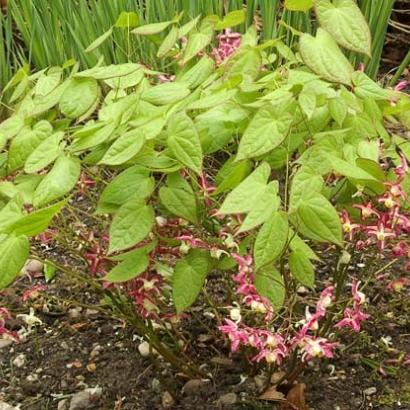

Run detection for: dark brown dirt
[[1, 268, 409, 410]]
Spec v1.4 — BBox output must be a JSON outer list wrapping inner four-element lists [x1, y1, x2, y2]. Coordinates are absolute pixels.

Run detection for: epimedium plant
[[0, 0, 409, 383]]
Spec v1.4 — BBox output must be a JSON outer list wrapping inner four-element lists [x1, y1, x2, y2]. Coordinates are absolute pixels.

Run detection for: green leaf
[[219, 163, 271, 214], [132, 21, 172, 35], [238, 182, 280, 233], [299, 28, 354, 85], [96, 166, 154, 214], [237, 105, 292, 160], [157, 25, 179, 58], [35, 68, 62, 96], [173, 249, 212, 313], [352, 72, 393, 100], [1, 200, 66, 236], [285, 0, 313, 10], [289, 249, 315, 288], [328, 155, 377, 181], [24, 132, 64, 174], [109, 198, 154, 254], [0, 115, 25, 150], [0, 235, 29, 289], [289, 166, 324, 211], [186, 89, 237, 111], [289, 230, 320, 261], [33, 155, 81, 207], [254, 212, 289, 270], [44, 263, 56, 282], [60, 78, 99, 119], [100, 129, 145, 166], [104, 68, 144, 89], [85, 27, 113, 52], [315, 0, 371, 56], [328, 97, 347, 127], [103, 247, 149, 283], [167, 111, 202, 174], [178, 56, 215, 89], [115, 11, 140, 28], [214, 159, 252, 194], [159, 173, 198, 223], [299, 89, 316, 120], [75, 64, 140, 80], [0, 195, 24, 232], [182, 22, 214, 64], [8, 121, 53, 172], [141, 82, 190, 105], [297, 194, 343, 246], [178, 15, 201, 38], [215, 10, 246, 30], [255, 267, 285, 309]]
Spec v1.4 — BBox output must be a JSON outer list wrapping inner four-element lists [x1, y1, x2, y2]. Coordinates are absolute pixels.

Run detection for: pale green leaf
[[115, 11, 139, 28], [159, 173, 198, 223], [255, 267, 285, 309], [215, 10, 245, 30], [141, 82, 190, 105], [315, 0, 371, 56], [0, 235, 30, 289], [157, 25, 179, 58], [96, 166, 154, 214], [132, 21, 172, 35], [167, 111, 202, 174], [60, 78, 99, 119], [24, 132, 64, 174], [297, 194, 343, 246], [299, 28, 354, 85], [109, 198, 154, 254], [33, 155, 81, 207], [103, 248, 149, 283], [85, 27, 113, 52], [254, 212, 289, 269], [173, 249, 212, 313], [75, 64, 140, 80], [99, 129, 145, 166], [219, 163, 271, 214], [289, 249, 315, 288], [237, 105, 292, 160]]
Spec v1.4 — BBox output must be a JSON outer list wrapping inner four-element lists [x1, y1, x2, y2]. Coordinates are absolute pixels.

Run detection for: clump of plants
[[0, 0, 409, 391]]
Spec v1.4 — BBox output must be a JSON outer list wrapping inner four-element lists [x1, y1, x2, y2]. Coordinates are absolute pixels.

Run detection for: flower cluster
[[341, 155, 410, 259], [335, 281, 370, 332], [231, 254, 273, 320], [211, 29, 241, 65], [219, 256, 338, 365]]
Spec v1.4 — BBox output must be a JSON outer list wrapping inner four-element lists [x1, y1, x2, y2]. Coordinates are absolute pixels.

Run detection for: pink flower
[[365, 222, 396, 250], [218, 319, 249, 352], [211, 29, 241, 65], [354, 203, 379, 219], [298, 336, 338, 361], [394, 80, 408, 92], [391, 241, 408, 258], [334, 281, 370, 332], [340, 211, 361, 241], [316, 286, 334, 313]]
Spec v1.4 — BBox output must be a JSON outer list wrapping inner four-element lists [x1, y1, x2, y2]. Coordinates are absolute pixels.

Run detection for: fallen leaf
[[87, 362, 97, 372], [259, 386, 286, 402], [281, 383, 308, 410]]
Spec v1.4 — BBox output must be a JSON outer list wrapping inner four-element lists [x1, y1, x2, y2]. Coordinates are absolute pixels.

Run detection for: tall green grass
[[0, 0, 406, 90]]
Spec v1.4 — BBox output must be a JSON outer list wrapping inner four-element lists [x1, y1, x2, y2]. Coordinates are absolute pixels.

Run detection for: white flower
[[17, 308, 42, 331], [229, 307, 241, 323]]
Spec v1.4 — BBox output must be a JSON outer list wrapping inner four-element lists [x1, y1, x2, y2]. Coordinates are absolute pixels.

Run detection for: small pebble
[[12, 353, 26, 368], [363, 387, 377, 396], [23, 259, 44, 273], [162, 391, 175, 408], [217, 392, 237, 406]]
